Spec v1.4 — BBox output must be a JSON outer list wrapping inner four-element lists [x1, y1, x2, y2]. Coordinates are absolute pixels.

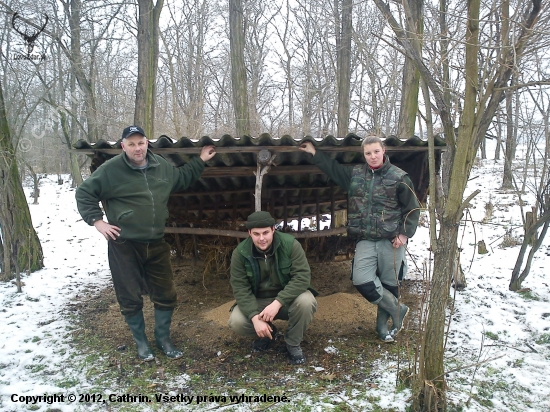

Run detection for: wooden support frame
[[165, 226, 347, 238]]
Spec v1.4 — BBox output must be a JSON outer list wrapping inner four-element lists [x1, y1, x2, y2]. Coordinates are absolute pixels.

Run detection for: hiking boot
[[286, 344, 306, 365], [253, 324, 277, 352], [124, 311, 154, 362], [154, 309, 183, 359]]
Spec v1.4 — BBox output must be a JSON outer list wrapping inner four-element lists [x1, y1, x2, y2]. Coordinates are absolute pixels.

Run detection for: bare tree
[[335, 0, 352, 138], [160, 0, 212, 138], [0, 79, 43, 279], [134, 0, 164, 137], [509, 87, 550, 290], [372, 0, 544, 408], [229, 0, 250, 137], [397, 0, 423, 138]]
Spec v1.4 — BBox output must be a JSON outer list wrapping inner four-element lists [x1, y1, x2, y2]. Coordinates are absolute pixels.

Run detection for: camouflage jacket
[[311, 151, 419, 240]]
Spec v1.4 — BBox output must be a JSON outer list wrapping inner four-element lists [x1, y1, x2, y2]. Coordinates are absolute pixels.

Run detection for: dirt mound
[[78, 259, 401, 352], [203, 292, 377, 334]]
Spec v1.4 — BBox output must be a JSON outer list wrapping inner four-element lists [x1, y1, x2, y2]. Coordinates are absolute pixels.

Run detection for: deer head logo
[[11, 12, 48, 55]]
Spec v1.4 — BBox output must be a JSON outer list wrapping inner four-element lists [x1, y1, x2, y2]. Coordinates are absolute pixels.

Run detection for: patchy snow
[[324, 346, 339, 355], [1, 138, 549, 411]]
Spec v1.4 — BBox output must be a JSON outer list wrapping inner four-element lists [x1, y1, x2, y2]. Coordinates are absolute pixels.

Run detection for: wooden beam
[[164, 226, 347, 238], [170, 199, 347, 214], [200, 165, 347, 177], [71, 145, 446, 155], [171, 184, 347, 197]]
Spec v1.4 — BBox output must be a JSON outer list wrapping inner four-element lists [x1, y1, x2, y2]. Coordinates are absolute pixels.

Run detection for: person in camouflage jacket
[[299, 136, 419, 342]]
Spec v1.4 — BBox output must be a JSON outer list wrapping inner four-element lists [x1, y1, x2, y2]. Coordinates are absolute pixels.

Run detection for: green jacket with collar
[[75, 150, 205, 241], [230, 231, 316, 320]]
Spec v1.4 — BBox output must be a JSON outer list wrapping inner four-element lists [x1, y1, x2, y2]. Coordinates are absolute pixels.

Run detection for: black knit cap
[[245, 211, 275, 230]]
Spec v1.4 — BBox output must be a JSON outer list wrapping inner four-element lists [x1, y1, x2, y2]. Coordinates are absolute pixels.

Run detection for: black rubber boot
[[154, 309, 183, 359], [376, 306, 394, 343], [124, 311, 154, 361], [253, 323, 278, 352], [378, 289, 409, 337]]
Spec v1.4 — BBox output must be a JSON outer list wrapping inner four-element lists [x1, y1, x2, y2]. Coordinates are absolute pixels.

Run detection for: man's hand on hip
[[258, 300, 282, 323], [94, 220, 121, 240]]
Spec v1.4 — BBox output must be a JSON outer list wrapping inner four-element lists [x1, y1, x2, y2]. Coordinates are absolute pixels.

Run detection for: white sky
[[1, 138, 549, 411]]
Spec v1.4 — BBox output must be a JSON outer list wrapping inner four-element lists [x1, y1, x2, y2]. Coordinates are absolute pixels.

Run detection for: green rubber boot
[[376, 306, 394, 343], [154, 309, 183, 359], [378, 289, 409, 337], [124, 311, 154, 361]]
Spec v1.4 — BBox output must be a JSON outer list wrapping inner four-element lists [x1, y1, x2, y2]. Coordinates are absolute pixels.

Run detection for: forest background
[[1, 0, 549, 410]]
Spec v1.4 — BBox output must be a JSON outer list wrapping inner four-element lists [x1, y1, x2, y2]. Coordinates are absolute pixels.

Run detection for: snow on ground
[[0, 176, 112, 411], [1, 139, 549, 411]]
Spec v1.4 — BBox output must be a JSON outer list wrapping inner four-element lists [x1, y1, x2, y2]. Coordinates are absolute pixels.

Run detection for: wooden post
[[316, 189, 321, 231], [270, 189, 276, 217], [254, 149, 276, 211], [298, 189, 303, 232], [283, 193, 288, 230], [330, 184, 335, 229]]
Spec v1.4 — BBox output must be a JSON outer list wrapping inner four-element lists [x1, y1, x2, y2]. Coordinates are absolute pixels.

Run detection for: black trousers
[[107, 238, 177, 317]]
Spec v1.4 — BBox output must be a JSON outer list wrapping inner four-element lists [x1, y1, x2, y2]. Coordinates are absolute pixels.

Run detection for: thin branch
[[494, 79, 550, 91]]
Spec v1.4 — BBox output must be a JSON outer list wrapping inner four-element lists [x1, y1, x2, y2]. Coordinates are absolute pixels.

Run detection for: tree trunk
[[415, 220, 458, 410], [229, 0, 250, 137], [372, 0, 541, 406], [160, 31, 182, 138], [66, 0, 100, 142], [336, 0, 352, 138], [510, 210, 550, 290], [134, 0, 164, 138], [494, 109, 502, 160], [397, 0, 423, 139], [0, 81, 43, 279], [501, 82, 516, 188]]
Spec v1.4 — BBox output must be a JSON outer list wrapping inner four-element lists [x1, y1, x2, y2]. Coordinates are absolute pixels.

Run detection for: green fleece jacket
[[311, 150, 419, 239], [75, 150, 205, 241], [230, 231, 314, 320]]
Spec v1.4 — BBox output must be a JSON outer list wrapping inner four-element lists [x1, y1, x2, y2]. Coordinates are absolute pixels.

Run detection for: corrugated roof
[[73, 133, 445, 231]]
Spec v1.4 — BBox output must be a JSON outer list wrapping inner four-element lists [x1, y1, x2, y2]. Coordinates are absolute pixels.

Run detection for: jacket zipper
[[366, 167, 374, 235], [141, 169, 156, 239]]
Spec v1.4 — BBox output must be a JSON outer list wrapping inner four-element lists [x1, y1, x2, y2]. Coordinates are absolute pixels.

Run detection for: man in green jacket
[[75, 125, 215, 361], [228, 211, 317, 364]]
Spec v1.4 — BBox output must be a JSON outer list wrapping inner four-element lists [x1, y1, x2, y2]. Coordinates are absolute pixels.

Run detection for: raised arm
[[299, 142, 353, 191]]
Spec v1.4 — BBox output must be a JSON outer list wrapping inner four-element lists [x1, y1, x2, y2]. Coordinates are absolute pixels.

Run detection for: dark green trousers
[[108, 238, 177, 317]]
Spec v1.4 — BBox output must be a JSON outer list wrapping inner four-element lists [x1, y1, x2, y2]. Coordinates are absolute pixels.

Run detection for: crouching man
[[228, 211, 317, 364]]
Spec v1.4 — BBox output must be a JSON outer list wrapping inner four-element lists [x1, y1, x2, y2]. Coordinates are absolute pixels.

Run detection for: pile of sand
[[202, 292, 376, 334]]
